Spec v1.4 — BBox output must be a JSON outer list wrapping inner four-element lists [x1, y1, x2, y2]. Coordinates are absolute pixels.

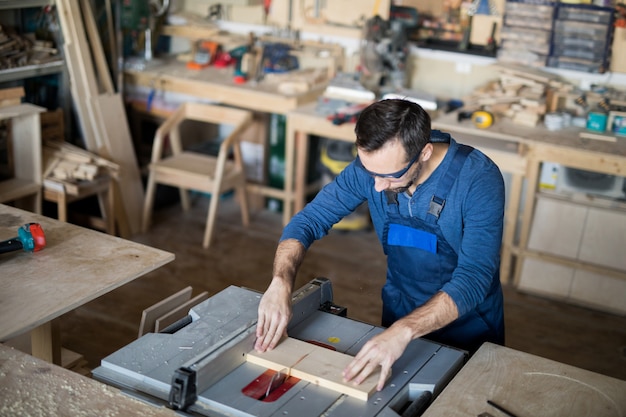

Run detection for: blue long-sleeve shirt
[[281, 137, 505, 317]]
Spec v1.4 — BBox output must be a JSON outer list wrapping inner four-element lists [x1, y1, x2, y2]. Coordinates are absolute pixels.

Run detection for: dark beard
[[389, 161, 422, 195], [389, 179, 414, 194]]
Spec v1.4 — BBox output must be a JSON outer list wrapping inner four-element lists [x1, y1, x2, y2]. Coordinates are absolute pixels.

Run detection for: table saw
[[93, 278, 466, 416]]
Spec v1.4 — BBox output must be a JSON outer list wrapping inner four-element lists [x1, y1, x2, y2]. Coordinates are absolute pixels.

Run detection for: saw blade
[[265, 368, 288, 398]]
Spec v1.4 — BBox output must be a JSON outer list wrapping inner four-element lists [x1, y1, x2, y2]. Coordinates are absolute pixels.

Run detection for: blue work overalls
[[380, 137, 504, 353]]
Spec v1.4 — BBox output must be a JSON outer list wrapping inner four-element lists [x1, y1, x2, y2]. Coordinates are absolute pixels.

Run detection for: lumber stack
[[55, 0, 143, 236], [0, 87, 25, 109], [42, 140, 119, 196], [263, 67, 330, 95], [0, 27, 61, 69], [463, 63, 571, 127]]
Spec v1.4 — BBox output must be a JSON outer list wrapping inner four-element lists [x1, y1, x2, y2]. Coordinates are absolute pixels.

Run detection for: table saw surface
[[93, 279, 466, 416]]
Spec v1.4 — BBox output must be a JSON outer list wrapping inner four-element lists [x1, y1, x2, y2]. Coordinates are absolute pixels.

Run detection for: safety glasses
[[355, 151, 420, 179]]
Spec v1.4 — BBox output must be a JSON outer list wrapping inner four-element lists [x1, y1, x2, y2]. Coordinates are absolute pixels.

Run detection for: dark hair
[[354, 99, 431, 162]]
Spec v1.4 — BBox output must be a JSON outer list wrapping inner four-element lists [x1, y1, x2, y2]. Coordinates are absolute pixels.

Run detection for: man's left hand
[[342, 323, 412, 391]]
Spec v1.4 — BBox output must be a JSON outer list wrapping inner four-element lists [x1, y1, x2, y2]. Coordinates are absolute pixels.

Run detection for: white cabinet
[[0, 104, 46, 213], [518, 194, 626, 315]]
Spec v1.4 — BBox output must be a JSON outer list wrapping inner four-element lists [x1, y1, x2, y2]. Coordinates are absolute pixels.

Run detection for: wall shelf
[[0, 0, 52, 10], [0, 60, 64, 83]]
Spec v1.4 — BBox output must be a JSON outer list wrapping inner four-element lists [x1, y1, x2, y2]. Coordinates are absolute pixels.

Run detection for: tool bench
[[421, 342, 626, 417], [0, 343, 179, 416], [125, 58, 324, 115], [0, 204, 174, 365], [124, 57, 326, 220]]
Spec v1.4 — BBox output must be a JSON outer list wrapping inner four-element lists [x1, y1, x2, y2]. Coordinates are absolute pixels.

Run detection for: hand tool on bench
[[93, 278, 466, 416], [0, 222, 46, 255], [458, 109, 495, 129]]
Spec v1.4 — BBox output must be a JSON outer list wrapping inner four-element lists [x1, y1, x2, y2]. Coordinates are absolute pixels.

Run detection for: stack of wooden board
[[55, 0, 144, 236], [42, 140, 119, 196], [463, 63, 569, 127]]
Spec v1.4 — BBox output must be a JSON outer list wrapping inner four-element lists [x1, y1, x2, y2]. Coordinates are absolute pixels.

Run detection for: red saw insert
[[242, 369, 300, 402]]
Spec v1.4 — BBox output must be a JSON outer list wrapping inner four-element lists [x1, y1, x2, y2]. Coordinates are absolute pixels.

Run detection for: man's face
[[356, 140, 423, 194]]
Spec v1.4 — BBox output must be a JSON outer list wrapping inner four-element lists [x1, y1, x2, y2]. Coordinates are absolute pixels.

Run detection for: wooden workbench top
[[124, 58, 325, 114], [422, 342, 626, 417], [433, 109, 626, 157], [287, 102, 358, 141], [0, 343, 179, 416], [0, 204, 175, 341]]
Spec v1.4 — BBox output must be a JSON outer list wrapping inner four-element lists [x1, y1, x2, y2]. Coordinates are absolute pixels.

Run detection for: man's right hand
[[255, 278, 293, 352]]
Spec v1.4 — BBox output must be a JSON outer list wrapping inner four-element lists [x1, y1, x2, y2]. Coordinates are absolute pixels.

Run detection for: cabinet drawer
[[578, 208, 626, 272], [518, 257, 574, 298], [528, 197, 586, 259], [518, 257, 626, 314], [571, 269, 626, 315]]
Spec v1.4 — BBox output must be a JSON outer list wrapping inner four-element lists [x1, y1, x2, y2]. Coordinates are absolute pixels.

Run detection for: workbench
[[285, 102, 358, 225], [125, 59, 324, 114], [124, 58, 326, 216], [0, 343, 179, 416], [0, 204, 175, 365], [421, 342, 626, 417]]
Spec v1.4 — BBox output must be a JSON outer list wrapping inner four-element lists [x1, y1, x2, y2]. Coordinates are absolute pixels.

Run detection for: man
[[255, 99, 505, 391]]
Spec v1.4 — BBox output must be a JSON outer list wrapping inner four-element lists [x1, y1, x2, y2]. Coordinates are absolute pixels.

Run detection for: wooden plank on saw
[[246, 337, 384, 401]]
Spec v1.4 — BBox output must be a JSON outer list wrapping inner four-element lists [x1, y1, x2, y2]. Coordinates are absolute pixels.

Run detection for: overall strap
[[431, 130, 451, 144], [426, 144, 473, 224], [385, 190, 400, 214]]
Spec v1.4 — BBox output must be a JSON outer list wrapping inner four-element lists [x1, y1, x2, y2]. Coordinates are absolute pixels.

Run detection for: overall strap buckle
[[428, 196, 445, 219], [425, 143, 473, 223]]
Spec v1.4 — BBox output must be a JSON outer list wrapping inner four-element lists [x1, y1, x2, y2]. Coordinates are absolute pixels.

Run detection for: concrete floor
[[59, 193, 626, 381]]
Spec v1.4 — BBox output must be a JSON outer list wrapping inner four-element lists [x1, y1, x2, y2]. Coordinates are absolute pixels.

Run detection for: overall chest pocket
[[387, 223, 437, 254]]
